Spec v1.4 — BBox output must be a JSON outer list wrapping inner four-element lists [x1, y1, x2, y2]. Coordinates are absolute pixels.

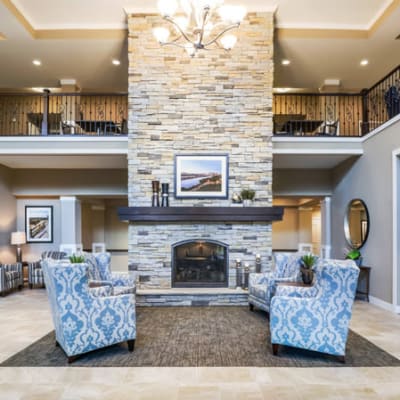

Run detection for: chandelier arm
[[164, 16, 195, 45], [160, 42, 192, 50], [203, 23, 240, 47], [197, 7, 210, 47]]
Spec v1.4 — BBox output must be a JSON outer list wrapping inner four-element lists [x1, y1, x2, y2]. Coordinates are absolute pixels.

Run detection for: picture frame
[[25, 206, 53, 243], [175, 154, 229, 199]]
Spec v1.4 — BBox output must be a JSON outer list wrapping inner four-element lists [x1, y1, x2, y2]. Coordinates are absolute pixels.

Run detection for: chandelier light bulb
[[174, 16, 189, 32], [218, 5, 247, 24], [157, 0, 178, 17], [220, 34, 237, 50], [153, 27, 171, 44]]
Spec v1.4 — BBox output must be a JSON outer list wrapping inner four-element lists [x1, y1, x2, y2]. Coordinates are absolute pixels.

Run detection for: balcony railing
[[0, 91, 128, 136], [273, 65, 400, 137], [0, 65, 399, 138]]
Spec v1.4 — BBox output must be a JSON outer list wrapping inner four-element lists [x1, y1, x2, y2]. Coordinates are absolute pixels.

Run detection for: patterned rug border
[[2, 307, 400, 368]]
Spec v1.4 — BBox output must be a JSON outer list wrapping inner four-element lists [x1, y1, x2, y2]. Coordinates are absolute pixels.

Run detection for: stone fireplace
[[172, 240, 228, 288], [127, 12, 274, 292]]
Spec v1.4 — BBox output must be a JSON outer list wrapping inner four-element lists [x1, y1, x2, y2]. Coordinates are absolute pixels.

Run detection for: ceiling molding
[[34, 29, 127, 40], [1, 0, 35, 37], [369, 0, 400, 35], [276, 28, 369, 40], [276, 0, 399, 39], [1, 0, 126, 39]]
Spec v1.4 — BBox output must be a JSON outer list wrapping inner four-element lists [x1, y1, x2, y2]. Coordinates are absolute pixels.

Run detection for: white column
[[60, 196, 82, 254], [320, 196, 332, 258]]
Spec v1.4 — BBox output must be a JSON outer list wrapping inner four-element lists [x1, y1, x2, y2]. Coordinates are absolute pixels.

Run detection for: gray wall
[[331, 119, 400, 304], [12, 169, 127, 196], [0, 165, 16, 263], [273, 169, 332, 196]]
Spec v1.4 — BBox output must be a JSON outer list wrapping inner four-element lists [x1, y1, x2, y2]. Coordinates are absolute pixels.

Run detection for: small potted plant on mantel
[[300, 253, 318, 284], [240, 189, 255, 206], [345, 248, 362, 267]]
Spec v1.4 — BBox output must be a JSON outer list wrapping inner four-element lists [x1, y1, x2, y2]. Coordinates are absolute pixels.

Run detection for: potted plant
[[69, 254, 85, 264], [300, 253, 318, 284], [240, 189, 255, 206], [345, 249, 362, 267]]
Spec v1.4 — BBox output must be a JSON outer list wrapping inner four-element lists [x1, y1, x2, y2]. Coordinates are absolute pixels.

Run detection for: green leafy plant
[[69, 254, 85, 264], [301, 253, 318, 269], [240, 189, 255, 201], [345, 249, 361, 260]]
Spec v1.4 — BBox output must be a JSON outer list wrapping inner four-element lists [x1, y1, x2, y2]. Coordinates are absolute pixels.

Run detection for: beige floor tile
[[1, 291, 400, 399]]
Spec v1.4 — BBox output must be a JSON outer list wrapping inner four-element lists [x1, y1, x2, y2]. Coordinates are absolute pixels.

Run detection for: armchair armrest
[[275, 284, 318, 298], [249, 271, 273, 286], [88, 279, 113, 288], [111, 272, 136, 288]]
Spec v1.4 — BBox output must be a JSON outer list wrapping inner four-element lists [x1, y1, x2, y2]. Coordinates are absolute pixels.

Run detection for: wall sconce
[[11, 231, 26, 263]]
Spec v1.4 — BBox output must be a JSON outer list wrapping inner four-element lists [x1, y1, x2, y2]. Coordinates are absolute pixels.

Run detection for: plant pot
[[301, 267, 314, 284], [243, 199, 253, 207]]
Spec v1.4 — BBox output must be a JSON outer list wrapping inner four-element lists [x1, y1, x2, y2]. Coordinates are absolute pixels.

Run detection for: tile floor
[[1, 289, 400, 399]]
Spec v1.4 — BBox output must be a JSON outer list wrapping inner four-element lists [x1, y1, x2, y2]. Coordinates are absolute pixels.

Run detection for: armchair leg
[[128, 339, 135, 352], [337, 355, 345, 364], [249, 303, 254, 311], [272, 343, 279, 356], [67, 355, 79, 364]]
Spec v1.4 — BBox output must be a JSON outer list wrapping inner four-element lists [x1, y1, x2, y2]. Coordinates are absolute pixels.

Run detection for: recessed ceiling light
[[32, 59, 41, 66], [281, 59, 291, 66], [112, 59, 121, 66], [360, 59, 369, 66]]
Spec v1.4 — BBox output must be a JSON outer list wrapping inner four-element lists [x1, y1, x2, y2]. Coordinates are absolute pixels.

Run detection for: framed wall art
[[175, 154, 229, 199], [25, 206, 53, 243]]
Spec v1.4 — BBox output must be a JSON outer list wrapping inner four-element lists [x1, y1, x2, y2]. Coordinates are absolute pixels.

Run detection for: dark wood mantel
[[118, 206, 284, 222]]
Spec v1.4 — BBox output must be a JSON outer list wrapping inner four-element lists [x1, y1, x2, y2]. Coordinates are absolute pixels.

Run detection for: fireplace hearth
[[172, 240, 228, 288]]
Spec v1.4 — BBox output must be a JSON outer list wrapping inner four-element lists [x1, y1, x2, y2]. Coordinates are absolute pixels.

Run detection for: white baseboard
[[369, 295, 400, 313]]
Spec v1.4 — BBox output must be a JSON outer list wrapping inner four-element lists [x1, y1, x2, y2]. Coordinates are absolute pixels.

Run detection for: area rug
[[2, 307, 400, 368]]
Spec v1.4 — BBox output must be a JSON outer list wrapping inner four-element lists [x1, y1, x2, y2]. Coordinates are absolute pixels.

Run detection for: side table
[[356, 266, 371, 302]]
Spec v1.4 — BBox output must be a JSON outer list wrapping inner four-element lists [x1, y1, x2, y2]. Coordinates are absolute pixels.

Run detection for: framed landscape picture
[[175, 154, 229, 199], [25, 206, 53, 243]]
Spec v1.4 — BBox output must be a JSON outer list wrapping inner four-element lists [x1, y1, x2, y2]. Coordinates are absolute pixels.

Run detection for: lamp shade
[[11, 231, 26, 245]]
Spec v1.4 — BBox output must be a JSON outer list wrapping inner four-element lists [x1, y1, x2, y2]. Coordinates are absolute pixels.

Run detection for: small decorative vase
[[243, 199, 252, 207], [151, 180, 160, 207], [301, 267, 314, 284]]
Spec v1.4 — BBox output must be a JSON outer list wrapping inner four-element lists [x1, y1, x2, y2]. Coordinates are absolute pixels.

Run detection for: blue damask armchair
[[84, 252, 136, 296], [42, 259, 136, 363], [270, 259, 359, 362], [248, 252, 303, 313]]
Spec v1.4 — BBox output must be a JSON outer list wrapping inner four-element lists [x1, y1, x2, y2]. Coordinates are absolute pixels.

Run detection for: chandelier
[[153, 0, 247, 57]]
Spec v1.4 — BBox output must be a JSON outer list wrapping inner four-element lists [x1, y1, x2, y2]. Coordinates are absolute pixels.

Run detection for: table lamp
[[11, 231, 26, 263]]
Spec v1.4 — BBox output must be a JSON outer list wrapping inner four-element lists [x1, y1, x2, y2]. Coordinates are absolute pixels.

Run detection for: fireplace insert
[[172, 240, 228, 288]]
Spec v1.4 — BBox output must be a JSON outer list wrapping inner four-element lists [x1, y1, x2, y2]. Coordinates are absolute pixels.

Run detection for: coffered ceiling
[[0, 0, 399, 92]]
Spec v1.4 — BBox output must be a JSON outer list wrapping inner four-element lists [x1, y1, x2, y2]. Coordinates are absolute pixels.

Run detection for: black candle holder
[[161, 183, 169, 207]]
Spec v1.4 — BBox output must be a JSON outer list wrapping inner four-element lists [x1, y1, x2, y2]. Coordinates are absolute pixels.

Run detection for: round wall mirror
[[344, 199, 370, 249]]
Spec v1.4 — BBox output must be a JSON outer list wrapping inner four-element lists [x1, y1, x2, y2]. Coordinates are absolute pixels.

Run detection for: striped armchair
[[28, 251, 67, 288], [0, 263, 23, 296]]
